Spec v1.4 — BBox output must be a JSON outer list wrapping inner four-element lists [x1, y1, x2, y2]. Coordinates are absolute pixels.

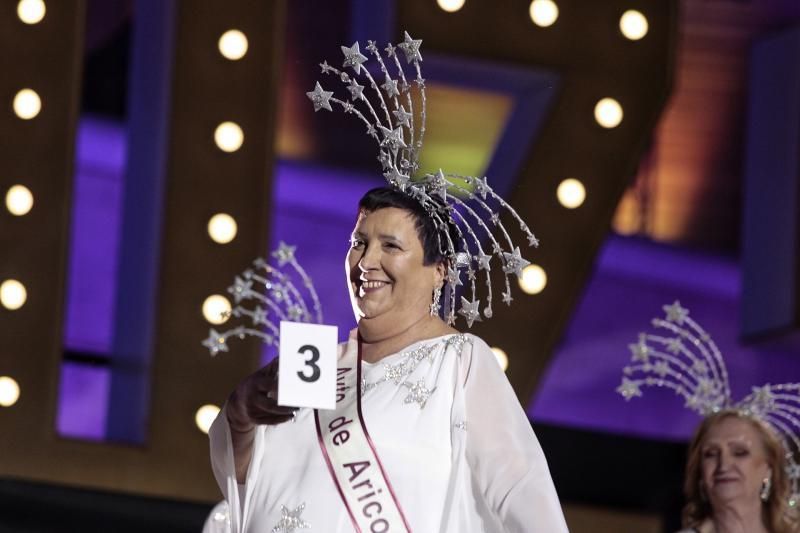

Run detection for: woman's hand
[[226, 358, 297, 432]]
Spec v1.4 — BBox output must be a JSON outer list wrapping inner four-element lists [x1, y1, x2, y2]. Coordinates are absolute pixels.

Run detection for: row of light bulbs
[[436, 0, 649, 41], [0, 0, 50, 409], [192, 29, 255, 433]]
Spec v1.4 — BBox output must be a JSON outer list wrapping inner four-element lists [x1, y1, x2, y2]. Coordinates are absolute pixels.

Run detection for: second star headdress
[[617, 301, 800, 507], [201, 242, 322, 356], [306, 32, 538, 327]]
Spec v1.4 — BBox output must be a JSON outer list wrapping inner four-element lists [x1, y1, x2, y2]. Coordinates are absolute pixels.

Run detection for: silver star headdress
[[307, 31, 539, 327], [201, 242, 322, 356], [617, 301, 800, 507]]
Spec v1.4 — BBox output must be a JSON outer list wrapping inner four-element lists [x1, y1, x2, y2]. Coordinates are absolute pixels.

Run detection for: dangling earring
[[430, 285, 442, 317], [760, 476, 772, 502]]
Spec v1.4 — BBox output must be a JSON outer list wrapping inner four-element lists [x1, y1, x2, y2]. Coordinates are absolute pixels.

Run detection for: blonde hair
[[682, 411, 798, 532]]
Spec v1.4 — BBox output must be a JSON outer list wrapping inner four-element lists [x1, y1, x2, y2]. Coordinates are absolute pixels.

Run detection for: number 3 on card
[[278, 321, 338, 410]]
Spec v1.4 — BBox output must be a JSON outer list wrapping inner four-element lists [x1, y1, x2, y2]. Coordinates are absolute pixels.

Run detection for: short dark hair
[[357, 187, 456, 266]]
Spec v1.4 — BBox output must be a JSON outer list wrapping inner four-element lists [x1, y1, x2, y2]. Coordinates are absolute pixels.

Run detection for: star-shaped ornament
[[663, 301, 689, 324], [527, 233, 540, 247], [384, 166, 411, 192], [347, 78, 364, 101], [501, 247, 531, 278], [476, 252, 492, 271], [392, 105, 413, 127], [341, 42, 368, 74], [202, 329, 228, 356], [228, 276, 253, 303], [458, 296, 482, 328], [617, 377, 642, 400], [287, 305, 304, 321], [271, 503, 310, 533], [378, 125, 407, 152], [397, 31, 423, 63], [251, 305, 268, 326], [447, 267, 463, 287], [272, 242, 296, 266], [427, 169, 449, 202], [306, 82, 333, 112], [501, 290, 513, 306], [319, 61, 334, 74], [472, 176, 490, 199], [381, 74, 400, 97], [628, 336, 649, 362]]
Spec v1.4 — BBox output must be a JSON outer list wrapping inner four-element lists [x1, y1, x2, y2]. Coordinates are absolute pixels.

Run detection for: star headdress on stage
[[306, 32, 538, 327], [617, 301, 800, 507], [201, 242, 322, 356]]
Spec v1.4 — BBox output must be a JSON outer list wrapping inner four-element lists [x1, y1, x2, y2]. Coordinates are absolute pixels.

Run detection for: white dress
[[209, 333, 568, 532]]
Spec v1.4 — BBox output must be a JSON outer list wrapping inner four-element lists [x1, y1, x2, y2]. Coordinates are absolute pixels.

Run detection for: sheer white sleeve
[[208, 404, 266, 533], [462, 337, 569, 533]]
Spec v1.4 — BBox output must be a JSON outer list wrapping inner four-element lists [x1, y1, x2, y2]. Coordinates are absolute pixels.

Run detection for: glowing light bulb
[[218, 29, 248, 60], [5, 185, 34, 215], [0, 376, 20, 407], [13, 89, 41, 120], [214, 121, 244, 152], [491, 347, 509, 372], [620, 10, 648, 41], [17, 0, 45, 24], [437, 0, 465, 13], [556, 178, 586, 209], [529, 0, 558, 27], [195, 404, 221, 434], [0, 279, 27, 310], [594, 97, 623, 128], [202, 294, 231, 325], [518, 264, 547, 295], [208, 213, 238, 244]]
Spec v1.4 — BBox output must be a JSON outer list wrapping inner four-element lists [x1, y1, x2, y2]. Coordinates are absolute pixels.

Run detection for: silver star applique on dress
[[271, 503, 310, 533], [402, 379, 436, 408]]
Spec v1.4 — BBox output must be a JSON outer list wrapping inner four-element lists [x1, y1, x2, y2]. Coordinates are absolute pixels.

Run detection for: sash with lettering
[[315, 332, 412, 532]]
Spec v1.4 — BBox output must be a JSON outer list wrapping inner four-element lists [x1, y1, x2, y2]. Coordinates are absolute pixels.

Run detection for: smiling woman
[[208, 32, 568, 533]]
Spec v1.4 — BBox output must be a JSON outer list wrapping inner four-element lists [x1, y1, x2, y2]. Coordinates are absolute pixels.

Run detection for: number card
[[278, 321, 338, 410]]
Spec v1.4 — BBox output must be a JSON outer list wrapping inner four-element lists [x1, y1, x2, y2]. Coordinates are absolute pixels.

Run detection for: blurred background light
[[194, 404, 220, 434], [207, 213, 238, 244], [13, 89, 42, 120], [557, 178, 586, 209], [529, 0, 559, 27], [491, 347, 509, 371], [214, 121, 244, 152], [0, 376, 20, 407], [17, 0, 46, 25], [0, 279, 27, 310], [218, 29, 248, 60], [5, 184, 34, 216], [202, 294, 231, 324], [620, 10, 649, 41], [437, 0, 465, 13], [519, 264, 547, 295], [594, 97, 623, 128]]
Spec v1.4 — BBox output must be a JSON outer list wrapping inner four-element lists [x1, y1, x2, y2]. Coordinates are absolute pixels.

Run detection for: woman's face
[[700, 416, 771, 507], [346, 207, 441, 326]]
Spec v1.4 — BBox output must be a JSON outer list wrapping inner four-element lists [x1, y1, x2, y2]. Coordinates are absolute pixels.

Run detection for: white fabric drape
[[209, 333, 568, 532]]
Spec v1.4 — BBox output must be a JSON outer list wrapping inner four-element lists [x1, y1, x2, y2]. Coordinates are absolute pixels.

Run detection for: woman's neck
[[710, 500, 768, 533], [358, 313, 456, 363]]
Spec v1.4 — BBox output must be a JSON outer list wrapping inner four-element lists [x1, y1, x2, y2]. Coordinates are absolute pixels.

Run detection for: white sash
[[315, 335, 412, 533]]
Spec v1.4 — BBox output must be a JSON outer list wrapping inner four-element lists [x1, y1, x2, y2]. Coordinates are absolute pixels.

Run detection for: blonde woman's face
[[700, 417, 771, 506]]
